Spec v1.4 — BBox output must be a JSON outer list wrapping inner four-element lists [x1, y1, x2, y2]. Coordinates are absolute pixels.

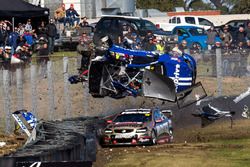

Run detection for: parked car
[[156, 15, 215, 32], [93, 15, 178, 47], [101, 108, 173, 146], [172, 26, 221, 50]]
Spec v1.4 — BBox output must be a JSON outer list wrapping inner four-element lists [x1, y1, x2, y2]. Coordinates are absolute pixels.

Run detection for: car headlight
[[104, 129, 113, 134], [136, 128, 148, 133]]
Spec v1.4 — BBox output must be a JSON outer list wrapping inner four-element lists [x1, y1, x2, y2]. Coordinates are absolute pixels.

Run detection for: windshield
[[189, 28, 206, 36], [131, 19, 158, 31], [114, 113, 152, 123]]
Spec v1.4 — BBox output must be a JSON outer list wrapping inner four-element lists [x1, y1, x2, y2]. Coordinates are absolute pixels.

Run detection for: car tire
[[150, 130, 157, 145], [168, 128, 174, 143]]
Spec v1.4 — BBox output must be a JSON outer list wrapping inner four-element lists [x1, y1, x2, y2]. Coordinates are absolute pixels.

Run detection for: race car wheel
[[169, 129, 174, 143], [150, 130, 157, 145]]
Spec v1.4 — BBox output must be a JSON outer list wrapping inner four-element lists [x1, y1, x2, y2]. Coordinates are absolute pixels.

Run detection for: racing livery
[[101, 108, 173, 146], [69, 36, 206, 105]]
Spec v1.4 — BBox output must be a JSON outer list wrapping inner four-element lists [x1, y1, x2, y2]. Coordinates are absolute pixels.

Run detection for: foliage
[[136, 0, 184, 12], [136, 0, 250, 14], [230, 0, 250, 14]]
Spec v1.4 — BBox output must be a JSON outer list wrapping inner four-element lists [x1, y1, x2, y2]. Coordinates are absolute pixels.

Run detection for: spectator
[[7, 27, 19, 54], [247, 40, 250, 49], [178, 40, 188, 53], [37, 21, 47, 39], [23, 30, 34, 46], [236, 26, 246, 45], [66, 4, 80, 27], [206, 26, 217, 50], [25, 19, 33, 32], [245, 22, 250, 48], [79, 16, 89, 27], [0, 22, 8, 47], [220, 27, 233, 46], [36, 36, 49, 78], [144, 37, 156, 51], [77, 32, 92, 71], [54, 3, 66, 26], [18, 23, 25, 36], [156, 37, 165, 53], [46, 19, 57, 54]]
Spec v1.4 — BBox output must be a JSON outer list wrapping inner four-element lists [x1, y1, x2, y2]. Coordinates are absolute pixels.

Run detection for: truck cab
[[157, 15, 214, 32]]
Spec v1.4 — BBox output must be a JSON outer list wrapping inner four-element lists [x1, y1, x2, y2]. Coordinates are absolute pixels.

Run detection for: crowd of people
[[206, 23, 250, 53], [54, 3, 89, 28], [0, 18, 57, 68]]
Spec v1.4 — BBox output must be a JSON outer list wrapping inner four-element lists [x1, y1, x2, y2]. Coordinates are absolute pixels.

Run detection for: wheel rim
[[151, 131, 156, 144]]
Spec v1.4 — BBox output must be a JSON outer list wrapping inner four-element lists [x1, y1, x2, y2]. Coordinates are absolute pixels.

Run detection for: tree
[[184, 0, 212, 11], [231, 0, 250, 14], [136, 0, 184, 12]]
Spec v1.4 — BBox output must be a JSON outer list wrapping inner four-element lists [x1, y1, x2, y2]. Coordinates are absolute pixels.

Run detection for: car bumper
[[102, 134, 152, 146]]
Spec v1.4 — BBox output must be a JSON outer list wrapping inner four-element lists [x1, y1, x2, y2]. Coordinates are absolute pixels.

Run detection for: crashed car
[[69, 36, 206, 106], [88, 36, 206, 104], [101, 108, 173, 146]]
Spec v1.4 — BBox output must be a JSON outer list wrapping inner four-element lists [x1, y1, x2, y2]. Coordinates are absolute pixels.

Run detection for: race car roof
[[122, 109, 151, 114]]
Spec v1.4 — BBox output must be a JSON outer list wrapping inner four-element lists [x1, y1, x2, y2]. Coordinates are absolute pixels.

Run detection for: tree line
[[136, 0, 250, 14]]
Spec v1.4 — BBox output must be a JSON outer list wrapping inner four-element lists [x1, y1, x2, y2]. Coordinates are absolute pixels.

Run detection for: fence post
[[63, 57, 71, 118], [3, 69, 11, 134], [216, 47, 222, 96], [47, 61, 55, 120], [30, 65, 38, 117], [83, 84, 89, 117], [16, 65, 24, 110]]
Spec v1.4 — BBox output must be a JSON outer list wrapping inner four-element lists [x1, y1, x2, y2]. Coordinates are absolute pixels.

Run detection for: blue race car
[[172, 26, 221, 50], [84, 36, 206, 104]]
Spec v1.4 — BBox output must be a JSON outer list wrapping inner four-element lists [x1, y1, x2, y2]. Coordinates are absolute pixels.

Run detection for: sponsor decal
[[173, 64, 180, 91]]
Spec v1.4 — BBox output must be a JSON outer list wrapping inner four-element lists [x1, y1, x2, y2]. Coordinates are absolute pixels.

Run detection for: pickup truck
[[156, 15, 215, 32]]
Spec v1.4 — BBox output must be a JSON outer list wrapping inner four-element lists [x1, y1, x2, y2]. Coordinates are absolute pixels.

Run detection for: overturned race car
[[69, 36, 206, 106]]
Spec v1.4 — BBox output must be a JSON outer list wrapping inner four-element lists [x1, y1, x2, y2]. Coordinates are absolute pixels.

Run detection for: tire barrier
[[0, 117, 100, 167]]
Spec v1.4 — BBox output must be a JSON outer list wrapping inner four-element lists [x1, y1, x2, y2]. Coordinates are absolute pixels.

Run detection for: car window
[[172, 17, 177, 24], [100, 19, 112, 30], [131, 19, 157, 31], [198, 18, 213, 26], [114, 113, 152, 123], [228, 21, 245, 28], [174, 28, 188, 36], [185, 17, 195, 24], [189, 28, 205, 36], [177, 17, 181, 24]]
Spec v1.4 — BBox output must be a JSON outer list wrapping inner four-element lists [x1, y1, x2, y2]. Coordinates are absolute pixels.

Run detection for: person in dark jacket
[[46, 19, 57, 54], [36, 36, 49, 78], [66, 4, 80, 27], [236, 26, 246, 45], [37, 21, 47, 39], [7, 27, 19, 54]]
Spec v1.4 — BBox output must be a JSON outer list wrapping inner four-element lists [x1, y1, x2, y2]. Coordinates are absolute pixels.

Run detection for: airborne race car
[[69, 36, 206, 106], [101, 108, 173, 146], [86, 36, 206, 105]]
